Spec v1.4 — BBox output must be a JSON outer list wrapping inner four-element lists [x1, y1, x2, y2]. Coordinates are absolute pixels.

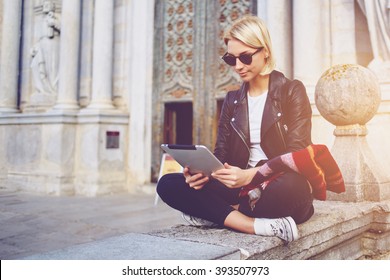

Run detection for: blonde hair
[[223, 15, 275, 75]]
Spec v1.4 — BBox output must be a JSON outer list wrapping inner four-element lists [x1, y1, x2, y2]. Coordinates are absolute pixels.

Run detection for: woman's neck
[[248, 74, 269, 97]]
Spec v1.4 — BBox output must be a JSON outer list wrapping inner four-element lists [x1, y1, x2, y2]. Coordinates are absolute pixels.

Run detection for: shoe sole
[[181, 213, 219, 227], [283, 217, 299, 243], [181, 213, 197, 226]]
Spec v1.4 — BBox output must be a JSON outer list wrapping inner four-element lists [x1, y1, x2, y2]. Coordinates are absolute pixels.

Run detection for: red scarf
[[240, 144, 345, 201]]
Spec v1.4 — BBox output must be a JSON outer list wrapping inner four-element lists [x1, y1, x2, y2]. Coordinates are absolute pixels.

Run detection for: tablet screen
[[160, 144, 224, 177]]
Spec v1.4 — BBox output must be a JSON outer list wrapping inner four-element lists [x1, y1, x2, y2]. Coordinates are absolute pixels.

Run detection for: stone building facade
[[0, 0, 389, 196]]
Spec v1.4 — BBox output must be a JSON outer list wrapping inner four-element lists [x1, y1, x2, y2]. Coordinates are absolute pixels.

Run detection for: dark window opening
[[164, 102, 193, 145]]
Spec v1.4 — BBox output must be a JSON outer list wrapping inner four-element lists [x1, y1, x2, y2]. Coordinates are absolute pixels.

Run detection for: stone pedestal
[[328, 125, 390, 202], [74, 112, 129, 196], [0, 114, 77, 195], [0, 112, 129, 196], [315, 64, 390, 202]]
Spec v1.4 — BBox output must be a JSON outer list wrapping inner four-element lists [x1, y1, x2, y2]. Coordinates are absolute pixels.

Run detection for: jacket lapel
[[261, 71, 284, 140], [231, 71, 286, 148], [232, 83, 250, 147]]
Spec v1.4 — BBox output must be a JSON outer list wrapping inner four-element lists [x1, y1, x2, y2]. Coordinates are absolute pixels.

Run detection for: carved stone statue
[[357, 0, 390, 82], [29, 1, 61, 109]]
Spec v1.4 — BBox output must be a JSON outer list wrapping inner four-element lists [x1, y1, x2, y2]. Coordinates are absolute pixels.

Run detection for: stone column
[[257, 0, 292, 78], [315, 64, 390, 202], [126, 0, 154, 186], [53, 0, 81, 110], [293, 0, 327, 88], [0, 0, 22, 113], [87, 0, 115, 110], [329, 0, 357, 65]]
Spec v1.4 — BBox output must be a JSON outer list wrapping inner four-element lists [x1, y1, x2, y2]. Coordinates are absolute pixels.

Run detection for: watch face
[[248, 188, 261, 200], [248, 188, 262, 211]]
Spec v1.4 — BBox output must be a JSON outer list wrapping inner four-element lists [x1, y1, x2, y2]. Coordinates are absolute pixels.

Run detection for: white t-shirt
[[247, 91, 268, 167]]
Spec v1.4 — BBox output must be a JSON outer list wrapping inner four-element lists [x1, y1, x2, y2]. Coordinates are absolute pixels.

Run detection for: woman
[[157, 15, 314, 243]]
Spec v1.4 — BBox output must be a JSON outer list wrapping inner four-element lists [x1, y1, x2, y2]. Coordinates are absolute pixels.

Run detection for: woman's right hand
[[183, 167, 209, 190]]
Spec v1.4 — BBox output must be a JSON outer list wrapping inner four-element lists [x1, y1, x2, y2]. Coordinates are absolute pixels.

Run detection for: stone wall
[[0, 0, 158, 195]]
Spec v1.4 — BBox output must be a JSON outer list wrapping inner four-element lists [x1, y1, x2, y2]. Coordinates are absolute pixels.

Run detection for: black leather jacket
[[214, 70, 312, 169]]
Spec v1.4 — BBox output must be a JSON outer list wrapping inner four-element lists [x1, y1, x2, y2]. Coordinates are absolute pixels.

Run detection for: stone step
[[150, 200, 390, 260], [21, 199, 390, 260], [23, 233, 240, 260]]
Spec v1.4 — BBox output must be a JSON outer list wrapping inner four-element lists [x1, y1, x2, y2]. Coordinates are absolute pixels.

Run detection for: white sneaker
[[270, 217, 299, 243], [181, 213, 219, 227]]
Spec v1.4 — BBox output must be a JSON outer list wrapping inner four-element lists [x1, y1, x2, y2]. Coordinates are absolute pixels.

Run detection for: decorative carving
[[222, 83, 241, 92], [29, 0, 61, 110], [162, 0, 194, 98], [170, 88, 188, 98], [216, 0, 251, 94]]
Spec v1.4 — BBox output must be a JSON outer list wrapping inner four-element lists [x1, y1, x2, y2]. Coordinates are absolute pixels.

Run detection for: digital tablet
[[160, 144, 224, 177]]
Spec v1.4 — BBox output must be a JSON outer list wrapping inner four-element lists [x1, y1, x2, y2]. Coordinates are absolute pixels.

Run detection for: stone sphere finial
[[315, 64, 381, 126]]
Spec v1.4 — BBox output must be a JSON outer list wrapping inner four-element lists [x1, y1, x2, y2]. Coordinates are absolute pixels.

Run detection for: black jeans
[[157, 171, 314, 226]]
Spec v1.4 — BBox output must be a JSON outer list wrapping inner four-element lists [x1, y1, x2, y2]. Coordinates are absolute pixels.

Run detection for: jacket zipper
[[231, 121, 251, 169], [276, 121, 287, 150], [273, 98, 287, 151]]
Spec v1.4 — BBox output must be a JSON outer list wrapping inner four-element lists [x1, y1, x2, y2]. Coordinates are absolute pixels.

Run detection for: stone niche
[[0, 112, 129, 196]]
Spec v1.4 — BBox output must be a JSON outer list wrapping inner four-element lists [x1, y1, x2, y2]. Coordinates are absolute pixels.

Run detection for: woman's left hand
[[212, 163, 257, 188]]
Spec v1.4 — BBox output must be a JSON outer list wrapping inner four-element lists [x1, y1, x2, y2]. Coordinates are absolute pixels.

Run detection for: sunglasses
[[222, 48, 264, 66]]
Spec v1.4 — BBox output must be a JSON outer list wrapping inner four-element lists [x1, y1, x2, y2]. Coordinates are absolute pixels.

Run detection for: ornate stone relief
[[162, 0, 194, 100], [28, 0, 61, 111], [216, 0, 251, 96], [160, 0, 252, 101]]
